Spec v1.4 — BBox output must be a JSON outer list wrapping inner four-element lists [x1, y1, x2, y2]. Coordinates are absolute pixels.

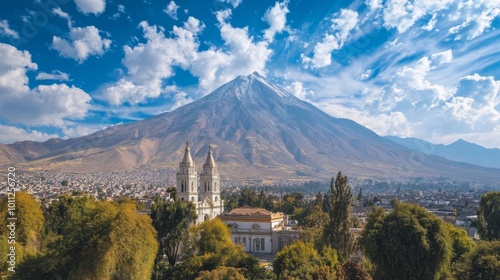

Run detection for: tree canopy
[[0, 192, 44, 276], [273, 240, 340, 280], [150, 191, 197, 266], [163, 218, 271, 280], [360, 202, 452, 280], [477, 191, 500, 241], [12, 197, 158, 280], [323, 172, 356, 261]]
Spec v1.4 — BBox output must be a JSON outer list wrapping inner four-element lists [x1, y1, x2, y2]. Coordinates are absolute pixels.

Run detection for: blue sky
[[0, 0, 499, 148]]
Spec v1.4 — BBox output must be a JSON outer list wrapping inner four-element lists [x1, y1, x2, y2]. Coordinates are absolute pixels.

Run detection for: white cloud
[[284, 81, 309, 99], [53, 8, 72, 28], [164, 1, 180, 20], [106, 10, 274, 105], [105, 17, 204, 105], [36, 70, 70, 81], [448, 0, 500, 40], [74, 0, 106, 15], [359, 69, 372, 80], [168, 91, 194, 111], [263, 1, 289, 42], [0, 43, 92, 126], [0, 20, 19, 39], [219, 0, 243, 8], [431, 49, 453, 65], [422, 13, 438, 31], [52, 25, 111, 62], [190, 9, 272, 90], [366, 0, 383, 11], [381, 0, 455, 33], [302, 9, 358, 68], [62, 124, 100, 138], [0, 125, 59, 144], [111, 4, 126, 19]]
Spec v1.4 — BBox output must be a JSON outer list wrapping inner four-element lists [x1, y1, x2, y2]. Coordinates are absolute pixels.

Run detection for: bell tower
[[200, 146, 220, 203], [176, 142, 198, 202]]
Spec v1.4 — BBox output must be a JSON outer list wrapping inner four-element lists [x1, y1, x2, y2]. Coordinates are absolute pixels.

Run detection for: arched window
[[214, 196, 218, 201], [191, 181, 194, 192], [261, 238, 265, 251], [215, 182, 217, 191], [181, 181, 185, 192], [242, 237, 246, 245]]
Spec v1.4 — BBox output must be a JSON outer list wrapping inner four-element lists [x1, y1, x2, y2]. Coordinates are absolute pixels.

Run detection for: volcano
[[3, 72, 499, 182]]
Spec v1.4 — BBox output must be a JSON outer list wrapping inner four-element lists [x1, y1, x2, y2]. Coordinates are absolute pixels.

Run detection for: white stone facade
[[176, 143, 224, 224], [219, 207, 299, 254]]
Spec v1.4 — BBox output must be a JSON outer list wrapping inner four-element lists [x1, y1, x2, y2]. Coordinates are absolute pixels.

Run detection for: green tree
[[360, 202, 452, 280], [13, 198, 158, 280], [444, 223, 475, 265], [323, 171, 356, 261], [165, 218, 271, 280], [150, 194, 197, 265], [357, 187, 363, 202], [273, 241, 340, 280], [340, 261, 372, 280], [0, 192, 44, 276], [196, 266, 246, 280], [477, 191, 500, 241], [466, 241, 500, 280]]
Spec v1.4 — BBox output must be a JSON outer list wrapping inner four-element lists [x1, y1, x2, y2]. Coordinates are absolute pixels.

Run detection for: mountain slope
[[385, 136, 500, 169], [2, 72, 500, 182]]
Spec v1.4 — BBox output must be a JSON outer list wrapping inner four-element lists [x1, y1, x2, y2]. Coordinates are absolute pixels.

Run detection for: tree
[[273, 241, 340, 280], [360, 202, 452, 280], [150, 194, 197, 266], [0, 192, 44, 276], [357, 187, 363, 202], [466, 241, 500, 280], [164, 218, 271, 280], [13, 198, 158, 280], [340, 261, 372, 280], [323, 171, 356, 261], [477, 191, 500, 241], [444, 223, 475, 265], [196, 267, 246, 280]]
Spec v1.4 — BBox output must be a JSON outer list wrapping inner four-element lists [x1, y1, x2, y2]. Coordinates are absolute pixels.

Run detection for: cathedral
[[176, 142, 224, 224]]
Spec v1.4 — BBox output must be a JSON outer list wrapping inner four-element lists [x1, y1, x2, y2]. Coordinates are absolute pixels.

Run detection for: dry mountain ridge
[[2, 72, 500, 182]]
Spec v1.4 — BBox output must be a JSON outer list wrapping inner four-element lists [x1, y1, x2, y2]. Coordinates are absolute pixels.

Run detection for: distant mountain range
[[384, 136, 500, 169], [1, 72, 499, 183]]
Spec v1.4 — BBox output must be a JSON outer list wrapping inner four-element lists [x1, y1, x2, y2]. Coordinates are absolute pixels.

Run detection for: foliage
[[12, 197, 158, 280], [477, 191, 500, 241], [0, 192, 44, 275], [340, 261, 372, 280], [323, 172, 356, 261], [444, 223, 475, 264], [360, 202, 452, 280], [273, 241, 340, 280], [164, 218, 271, 280], [150, 194, 197, 265], [295, 192, 328, 229], [466, 241, 500, 280], [196, 266, 247, 280]]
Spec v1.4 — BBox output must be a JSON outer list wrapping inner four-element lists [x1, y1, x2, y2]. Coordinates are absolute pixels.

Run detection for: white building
[[176, 143, 224, 224], [219, 206, 299, 254]]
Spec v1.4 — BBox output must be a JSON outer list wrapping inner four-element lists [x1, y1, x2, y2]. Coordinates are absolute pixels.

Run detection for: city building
[[219, 206, 299, 254], [176, 143, 224, 224]]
